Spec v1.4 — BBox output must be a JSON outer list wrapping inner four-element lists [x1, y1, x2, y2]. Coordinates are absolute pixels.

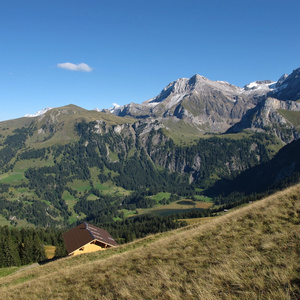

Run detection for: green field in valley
[[135, 199, 213, 217]]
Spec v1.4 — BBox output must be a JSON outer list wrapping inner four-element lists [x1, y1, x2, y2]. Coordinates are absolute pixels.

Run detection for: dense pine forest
[[0, 120, 280, 228], [0, 226, 65, 267]]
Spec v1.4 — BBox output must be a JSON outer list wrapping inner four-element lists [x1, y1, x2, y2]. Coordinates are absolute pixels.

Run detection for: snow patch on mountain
[[216, 80, 231, 85], [94, 103, 122, 113], [108, 103, 122, 113], [243, 80, 277, 91], [146, 101, 160, 107], [24, 107, 54, 118]]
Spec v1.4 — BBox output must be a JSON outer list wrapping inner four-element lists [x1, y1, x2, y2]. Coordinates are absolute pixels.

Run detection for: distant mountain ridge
[[269, 67, 300, 101], [0, 68, 299, 228], [109, 74, 269, 133], [23, 67, 300, 143], [106, 67, 300, 141]]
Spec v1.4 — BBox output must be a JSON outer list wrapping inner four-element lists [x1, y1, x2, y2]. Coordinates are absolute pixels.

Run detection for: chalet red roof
[[63, 222, 118, 255]]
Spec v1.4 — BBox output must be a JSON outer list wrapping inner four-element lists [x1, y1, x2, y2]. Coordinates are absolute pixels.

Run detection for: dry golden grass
[[177, 216, 216, 225], [0, 184, 299, 299], [44, 245, 56, 260]]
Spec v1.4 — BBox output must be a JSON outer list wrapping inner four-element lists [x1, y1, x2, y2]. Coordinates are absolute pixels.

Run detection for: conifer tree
[[19, 234, 34, 265], [32, 234, 47, 262], [2, 235, 21, 267]]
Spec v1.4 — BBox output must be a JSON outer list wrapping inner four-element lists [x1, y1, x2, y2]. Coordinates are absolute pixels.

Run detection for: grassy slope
[[0, 183, 299, 299], [161, 118, 253, 146], [0, 105, 136, 149], [25, 105, 136, 148], [277, 109, 300, 132]]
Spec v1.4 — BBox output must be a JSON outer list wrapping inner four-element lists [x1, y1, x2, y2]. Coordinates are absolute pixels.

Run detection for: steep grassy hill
[[0, 183, 299, 299], [0, 104, 136, 148]]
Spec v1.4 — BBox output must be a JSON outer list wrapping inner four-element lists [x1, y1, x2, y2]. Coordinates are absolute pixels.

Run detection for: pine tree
[[32, 233, 47, 262], [19, 234, 34, 265], [54, 243, 67, 258], [2, 235, 21, 267]]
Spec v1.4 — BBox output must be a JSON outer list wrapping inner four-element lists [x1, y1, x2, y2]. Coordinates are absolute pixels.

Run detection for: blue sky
[[1, 0, 299, 121]]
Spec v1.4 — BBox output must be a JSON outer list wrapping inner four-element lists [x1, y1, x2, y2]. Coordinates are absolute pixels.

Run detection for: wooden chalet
[[63, 222, 118, 256]]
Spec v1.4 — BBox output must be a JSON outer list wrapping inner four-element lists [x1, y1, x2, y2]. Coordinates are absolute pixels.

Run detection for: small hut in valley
[[63, 222, 118, 256]]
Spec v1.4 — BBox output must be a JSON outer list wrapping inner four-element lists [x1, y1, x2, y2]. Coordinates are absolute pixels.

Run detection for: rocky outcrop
[[227, 98, 300, 143], [269, 68, 300, 101]]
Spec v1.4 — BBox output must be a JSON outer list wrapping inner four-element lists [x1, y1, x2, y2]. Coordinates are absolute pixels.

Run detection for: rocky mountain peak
[[276, 74, 289, 87], [97, 67, 300, 141], [270, 67, 300, 101], [188, 74, 206, 85], [145, 74, 243, 108]]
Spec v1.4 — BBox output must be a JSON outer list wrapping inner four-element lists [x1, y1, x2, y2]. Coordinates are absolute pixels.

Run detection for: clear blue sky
[[1, 0, 299, 121]]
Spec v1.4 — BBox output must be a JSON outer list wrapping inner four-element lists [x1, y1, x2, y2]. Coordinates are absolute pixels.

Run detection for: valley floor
[[0, 184, 299, 299]]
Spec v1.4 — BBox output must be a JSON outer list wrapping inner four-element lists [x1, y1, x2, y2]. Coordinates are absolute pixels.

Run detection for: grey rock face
[[270, 67, 300, 101], [106, 68, 300, 140], [227, 97, 300, 143], [111, 74, 274, 133]]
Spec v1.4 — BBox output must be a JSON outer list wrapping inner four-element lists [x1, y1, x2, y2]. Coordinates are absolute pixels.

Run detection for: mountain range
[[27, 67, 300, 143], [0, 67, 299, 228], [103, 67, 300, 142], [0, 67, 299, 299]]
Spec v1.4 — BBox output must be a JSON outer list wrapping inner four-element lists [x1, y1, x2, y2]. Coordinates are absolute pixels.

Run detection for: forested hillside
[[0, 113, 280, 227], [207, 138, 300, 200]]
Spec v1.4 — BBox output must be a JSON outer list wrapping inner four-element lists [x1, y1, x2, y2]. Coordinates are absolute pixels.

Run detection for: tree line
[[0, 226, 66, 268]]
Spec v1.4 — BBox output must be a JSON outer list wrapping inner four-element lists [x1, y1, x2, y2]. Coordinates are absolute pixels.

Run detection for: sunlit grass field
[[135, 199, 213, 217], [2, 183, 298, 299], [44, 246, 56, 260]]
